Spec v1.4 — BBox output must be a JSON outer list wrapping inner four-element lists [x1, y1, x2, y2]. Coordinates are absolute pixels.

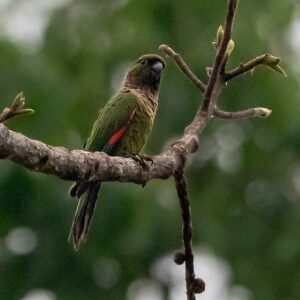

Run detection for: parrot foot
[[128, 153, 153, 170]]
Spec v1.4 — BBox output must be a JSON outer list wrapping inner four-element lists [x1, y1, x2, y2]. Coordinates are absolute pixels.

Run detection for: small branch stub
[[174, 250, 186, 265], [0, 92, 34, 123]]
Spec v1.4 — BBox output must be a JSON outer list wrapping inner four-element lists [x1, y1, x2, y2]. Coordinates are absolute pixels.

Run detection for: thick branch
[[0, 123, 187, 184]]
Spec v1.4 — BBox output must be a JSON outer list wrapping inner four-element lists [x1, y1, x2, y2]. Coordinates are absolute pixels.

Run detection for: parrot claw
[[128, 153, 153, 170]]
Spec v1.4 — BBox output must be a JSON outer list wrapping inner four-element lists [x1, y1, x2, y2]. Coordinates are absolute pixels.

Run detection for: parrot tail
[[68, 181, 101, 251]]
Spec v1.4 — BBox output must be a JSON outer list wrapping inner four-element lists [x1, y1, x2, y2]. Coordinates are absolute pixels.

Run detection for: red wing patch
[[108, 109, 136, 145]]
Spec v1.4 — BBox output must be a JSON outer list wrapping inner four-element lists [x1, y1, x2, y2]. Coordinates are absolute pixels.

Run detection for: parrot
[[69, 54, 165, 250]]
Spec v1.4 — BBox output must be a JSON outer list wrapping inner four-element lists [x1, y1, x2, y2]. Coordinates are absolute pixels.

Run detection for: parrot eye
[[140, 59, 147, 65]]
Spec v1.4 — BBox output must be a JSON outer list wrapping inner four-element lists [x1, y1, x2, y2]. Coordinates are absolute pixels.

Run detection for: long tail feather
[[69, 182, 101, 250]]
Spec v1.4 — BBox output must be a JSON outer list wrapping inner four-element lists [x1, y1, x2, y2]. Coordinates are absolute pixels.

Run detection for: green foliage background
[[0, 1, 300, 299]]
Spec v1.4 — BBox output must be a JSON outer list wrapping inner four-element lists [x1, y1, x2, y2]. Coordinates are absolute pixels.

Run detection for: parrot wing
[[84, 91, 137, 155], [69, 91, 138, 249]]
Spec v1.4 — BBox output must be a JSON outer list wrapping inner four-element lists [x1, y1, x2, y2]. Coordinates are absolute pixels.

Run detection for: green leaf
[[268, 64, 287, 77], [19, 109, 35, 115]]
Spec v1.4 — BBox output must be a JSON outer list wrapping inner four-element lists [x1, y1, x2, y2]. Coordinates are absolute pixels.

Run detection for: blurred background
[[0, 0, 299, 299]]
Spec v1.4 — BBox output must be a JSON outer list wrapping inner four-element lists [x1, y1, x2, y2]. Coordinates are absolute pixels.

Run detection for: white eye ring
[[140, 59, 146, 65]]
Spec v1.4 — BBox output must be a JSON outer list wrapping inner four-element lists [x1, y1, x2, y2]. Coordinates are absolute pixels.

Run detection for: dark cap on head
[[136, 54, 166, 69], [124, 53, 166, 92]]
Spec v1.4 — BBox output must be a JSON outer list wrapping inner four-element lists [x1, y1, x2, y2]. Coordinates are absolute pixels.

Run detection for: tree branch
[[213, 106, 272, 119], [174, 169, 205, 299], [224, 53, 287, 81], [0, 123, 186, 184], [200, 0, 238, 113], [159, 44, 206, 93]]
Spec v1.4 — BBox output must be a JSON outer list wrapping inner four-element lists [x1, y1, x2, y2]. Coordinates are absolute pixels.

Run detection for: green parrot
[[69, 54, 165, 250]]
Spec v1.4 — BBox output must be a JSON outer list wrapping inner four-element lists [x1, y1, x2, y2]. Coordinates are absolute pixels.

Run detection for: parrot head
[[123, 54, 165, 92]]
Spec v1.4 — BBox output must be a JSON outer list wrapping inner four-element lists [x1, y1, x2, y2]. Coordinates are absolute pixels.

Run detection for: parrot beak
[[151, 61, 164, 74]]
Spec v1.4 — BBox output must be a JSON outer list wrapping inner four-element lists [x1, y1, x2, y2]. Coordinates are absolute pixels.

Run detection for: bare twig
[[159, 44, 206, 93], [174, 169, 205, 299], [213, 106, 272, 119], [225, 54, 268, 80], [0, 92, 34, 123], [174, 169, 195, 300]]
